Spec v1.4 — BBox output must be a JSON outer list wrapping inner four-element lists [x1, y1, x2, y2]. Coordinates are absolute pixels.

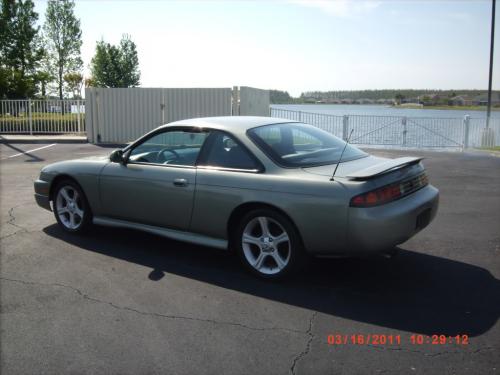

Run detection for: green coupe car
[[34, 116, 439, 279]]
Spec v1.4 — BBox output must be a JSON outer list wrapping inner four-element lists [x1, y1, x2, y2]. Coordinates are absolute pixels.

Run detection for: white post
[[232, 86, 239, 116], [342, 115, 349, 141], [161, 91, 165, 124], [28, 99, 33, 135], [463, 115, 470, 149], [402, 117, 407, 146], [77, 99, 81, 133]]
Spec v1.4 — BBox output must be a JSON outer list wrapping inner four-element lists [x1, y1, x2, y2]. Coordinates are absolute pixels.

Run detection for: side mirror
[[110, 149, 125, 164]]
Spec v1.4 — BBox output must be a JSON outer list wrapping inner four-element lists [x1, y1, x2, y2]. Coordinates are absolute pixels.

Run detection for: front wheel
[[234, 209, 305, 279], [53, 180, 92, 233]]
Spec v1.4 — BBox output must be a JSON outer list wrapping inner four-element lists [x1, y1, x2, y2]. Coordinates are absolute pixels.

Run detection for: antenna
[[330, 128, 354, 181]]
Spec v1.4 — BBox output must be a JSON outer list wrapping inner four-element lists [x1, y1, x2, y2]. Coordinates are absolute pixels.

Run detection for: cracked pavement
[[1, 143, 499, 374]]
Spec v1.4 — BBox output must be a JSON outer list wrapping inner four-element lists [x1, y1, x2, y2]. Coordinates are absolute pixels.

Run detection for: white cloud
[[291, 0, 381, 18]]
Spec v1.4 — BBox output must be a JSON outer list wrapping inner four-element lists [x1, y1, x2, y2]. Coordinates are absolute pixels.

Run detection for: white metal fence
[[5, 98, 495, 150], [270, 108, 500, 150], [0, 99, 85, 134]]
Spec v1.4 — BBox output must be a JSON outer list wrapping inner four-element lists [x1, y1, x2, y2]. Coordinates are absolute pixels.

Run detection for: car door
[[99, 127, 209, 230], [189, 130, 265, 239]]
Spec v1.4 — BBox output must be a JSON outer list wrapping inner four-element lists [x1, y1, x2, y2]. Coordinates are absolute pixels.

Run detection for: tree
[[270, 89, 294, 104], [90, 35, 140, 88], [63, 72, 82, 98], [0, 0, 44, 99], [33, 70, 53, 98], [0, 67, 8, 99], [84, 77, 95, 88], [420, 95, 432, 106], [394, 93, 405, 105], [43, 0, 82, 100], [0, 1, 17, 85]]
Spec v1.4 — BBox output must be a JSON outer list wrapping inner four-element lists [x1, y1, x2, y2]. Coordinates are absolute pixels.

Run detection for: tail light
[[350, 173, 428, 207]]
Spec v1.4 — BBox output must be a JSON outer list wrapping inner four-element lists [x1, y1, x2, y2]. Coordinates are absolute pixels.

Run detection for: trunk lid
[[302, 155, 424, 181]]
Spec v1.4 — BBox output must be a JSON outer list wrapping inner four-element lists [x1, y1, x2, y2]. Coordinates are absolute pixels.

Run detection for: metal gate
[[270, 108, 500, 150]]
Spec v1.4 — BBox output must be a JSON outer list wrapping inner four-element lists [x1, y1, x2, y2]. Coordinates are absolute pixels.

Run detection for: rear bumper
[[34, 179, 51, 211], [346, 184, 439, 253]]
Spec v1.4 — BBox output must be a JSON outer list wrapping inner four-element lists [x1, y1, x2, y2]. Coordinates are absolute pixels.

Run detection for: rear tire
[[53, 179, 92, 233], [234, 208, 305, 280]]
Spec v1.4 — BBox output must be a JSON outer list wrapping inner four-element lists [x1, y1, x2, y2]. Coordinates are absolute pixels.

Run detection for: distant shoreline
[[391, 104, 500, 111], [272, 103, 500, 111]]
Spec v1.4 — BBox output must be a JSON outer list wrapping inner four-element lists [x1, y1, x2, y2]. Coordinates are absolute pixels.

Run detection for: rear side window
[[199, 131, 259, 171], [248, 122, 367, 167]]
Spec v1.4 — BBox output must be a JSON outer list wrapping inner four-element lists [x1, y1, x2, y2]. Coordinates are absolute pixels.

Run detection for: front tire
[[53, 180, 92, 233], [234, 209, 305, 279]]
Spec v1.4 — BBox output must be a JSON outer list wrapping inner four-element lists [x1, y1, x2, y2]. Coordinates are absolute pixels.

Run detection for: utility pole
[[486, 0, 496, 129]]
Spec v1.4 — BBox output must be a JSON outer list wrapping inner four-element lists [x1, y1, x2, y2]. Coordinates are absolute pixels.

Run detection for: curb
[[0, 136, 88, 144], [468, 149, 500, 157]]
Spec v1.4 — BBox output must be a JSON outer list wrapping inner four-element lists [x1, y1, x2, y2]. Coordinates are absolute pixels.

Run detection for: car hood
[[78, 155, 110, 162], [40, 154, 110, 176]]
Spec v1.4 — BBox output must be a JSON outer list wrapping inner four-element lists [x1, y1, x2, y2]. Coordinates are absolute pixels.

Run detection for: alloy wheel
[[241, 216, 291, 275], [56, 185, 84, 230]]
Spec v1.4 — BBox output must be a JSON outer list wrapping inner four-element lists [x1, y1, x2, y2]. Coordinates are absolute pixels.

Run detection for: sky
[[33, 0, 500, 97]]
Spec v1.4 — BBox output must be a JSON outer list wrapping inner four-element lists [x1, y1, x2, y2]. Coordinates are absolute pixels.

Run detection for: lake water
[[271, 104, 500, 119]]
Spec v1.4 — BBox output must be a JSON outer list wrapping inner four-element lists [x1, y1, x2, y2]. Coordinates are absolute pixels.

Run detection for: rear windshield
[[247, 122, 367, 168]]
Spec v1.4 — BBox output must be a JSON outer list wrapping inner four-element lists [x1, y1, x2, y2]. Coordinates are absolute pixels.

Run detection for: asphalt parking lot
[[1, 142, 499, 374]]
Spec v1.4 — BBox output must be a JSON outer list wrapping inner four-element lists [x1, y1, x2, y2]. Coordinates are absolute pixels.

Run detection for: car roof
[[158, 116, 298, 134]]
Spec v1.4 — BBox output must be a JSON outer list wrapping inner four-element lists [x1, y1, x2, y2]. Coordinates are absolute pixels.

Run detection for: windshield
[[248, 122, 367, 168]]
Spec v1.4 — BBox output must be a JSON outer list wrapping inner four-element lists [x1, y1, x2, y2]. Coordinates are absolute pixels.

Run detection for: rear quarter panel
[[190, 169, 353, 253]]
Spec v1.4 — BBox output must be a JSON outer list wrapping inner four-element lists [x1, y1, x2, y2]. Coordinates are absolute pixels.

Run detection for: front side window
[[128, 130, 208, 166], [199, 131, 259, 171], [248, 122, 367, 167]]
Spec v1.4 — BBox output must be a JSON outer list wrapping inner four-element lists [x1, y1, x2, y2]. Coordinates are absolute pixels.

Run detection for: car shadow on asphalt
[[43, 224, 500, 337]]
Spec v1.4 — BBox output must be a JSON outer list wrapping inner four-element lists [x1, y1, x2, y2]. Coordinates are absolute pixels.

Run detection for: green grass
[[0, 112, 83, 122], [0, 112, 84, 132], [480, 146, 500, 152]]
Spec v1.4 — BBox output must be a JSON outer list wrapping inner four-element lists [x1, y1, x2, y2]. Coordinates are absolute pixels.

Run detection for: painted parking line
[[0, 143, 56, 160]]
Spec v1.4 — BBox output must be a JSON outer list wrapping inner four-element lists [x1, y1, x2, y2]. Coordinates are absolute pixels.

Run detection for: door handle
[[173, 178, 188, 187]]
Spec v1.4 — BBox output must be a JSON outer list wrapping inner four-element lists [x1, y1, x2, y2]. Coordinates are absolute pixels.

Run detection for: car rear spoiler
[[346, 157, 424, 181]]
